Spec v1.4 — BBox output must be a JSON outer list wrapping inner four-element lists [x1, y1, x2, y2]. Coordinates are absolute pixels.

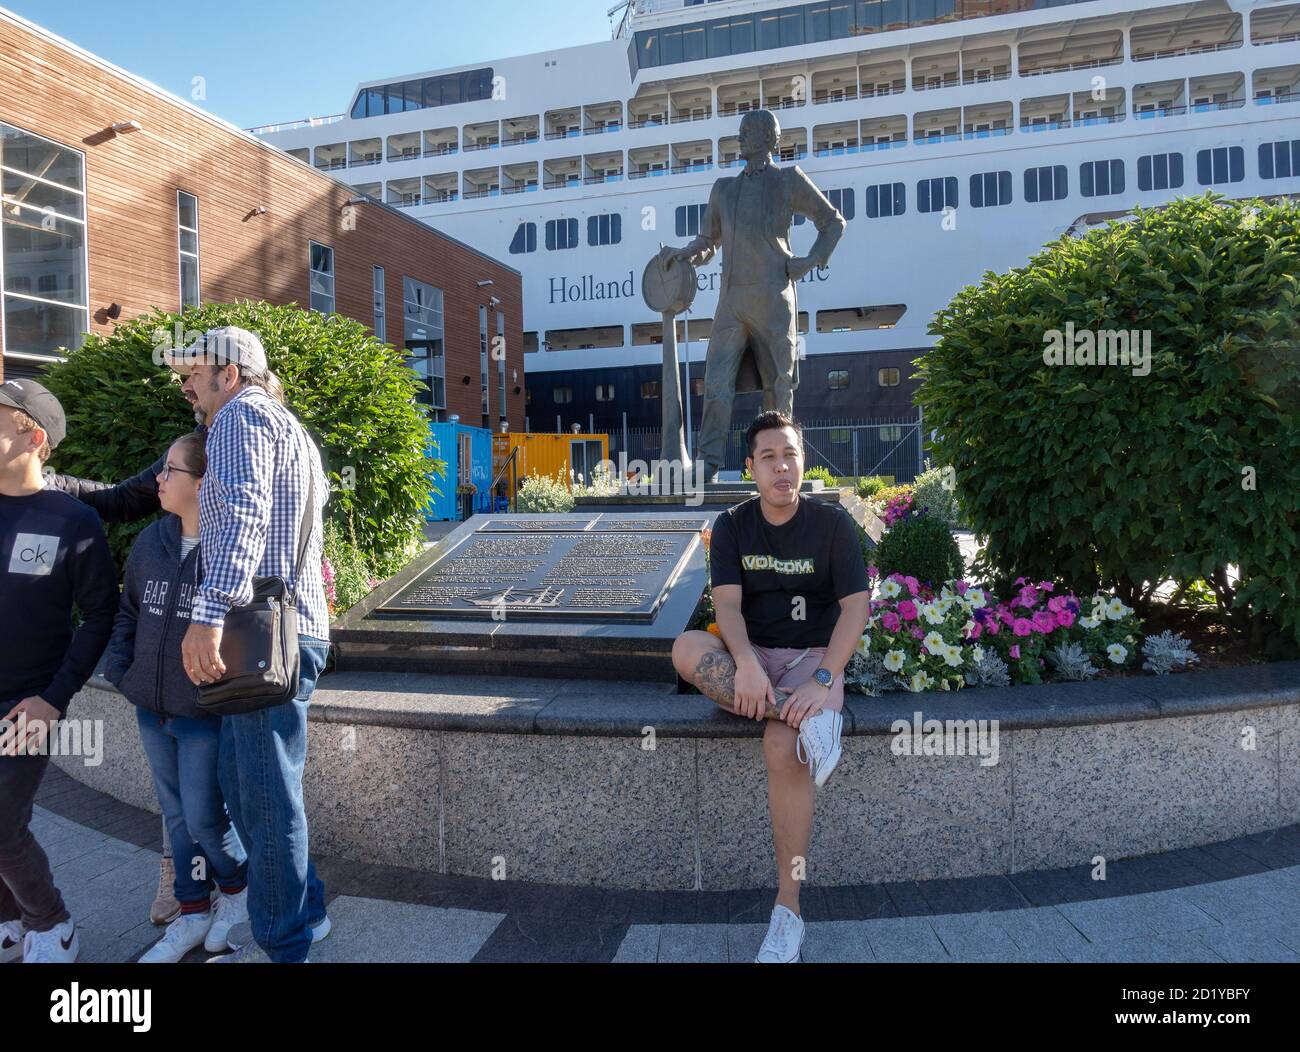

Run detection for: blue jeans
[[218, 635, 330, 964], [136, 708, 247, 906]]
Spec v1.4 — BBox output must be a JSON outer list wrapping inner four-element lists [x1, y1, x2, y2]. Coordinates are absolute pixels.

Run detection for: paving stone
[[996, 906, 1093, 956], [1193, 919, 1300, 963], [612, 924, 660, 963], [1059, 931, 1226, 963], [861, 916, 950, 961], [657, 923, 728, 963], [929, 912, 1023, 958], [801, 920, 874, 963], [309, 896, 503, 963], [1055, 890, 1220, 942]]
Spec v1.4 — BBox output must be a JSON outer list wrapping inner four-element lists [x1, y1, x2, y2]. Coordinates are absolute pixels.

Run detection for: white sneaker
[[226, 914, 330, 952], [22, 920, 78, 963], [205, 889, 248, 953], [755, 905, 804, 963], [139, 911, 213, 963], [1, 920, 22, 964], [797, 707, 844, 788]]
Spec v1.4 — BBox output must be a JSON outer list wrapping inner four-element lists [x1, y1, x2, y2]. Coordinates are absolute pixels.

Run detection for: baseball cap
[[164, 325, 269, 377], [0, 377, 67, 449]]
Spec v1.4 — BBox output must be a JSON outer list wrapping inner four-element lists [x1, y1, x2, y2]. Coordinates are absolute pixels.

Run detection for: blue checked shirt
[[193, 386, 331, 641]]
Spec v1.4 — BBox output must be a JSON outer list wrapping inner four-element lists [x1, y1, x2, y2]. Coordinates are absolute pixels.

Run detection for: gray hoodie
[[103, 514, 209, 720]]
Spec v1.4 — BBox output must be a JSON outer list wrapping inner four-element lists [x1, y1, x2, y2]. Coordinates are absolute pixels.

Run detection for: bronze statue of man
[[662, 109, 845, 481]]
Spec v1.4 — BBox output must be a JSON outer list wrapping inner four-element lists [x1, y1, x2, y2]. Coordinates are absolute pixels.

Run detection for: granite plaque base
[[332, 512, 715, 681]]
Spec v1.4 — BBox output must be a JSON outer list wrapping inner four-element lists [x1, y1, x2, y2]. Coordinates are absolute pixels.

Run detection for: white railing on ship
[[248, 114, 344, 136]]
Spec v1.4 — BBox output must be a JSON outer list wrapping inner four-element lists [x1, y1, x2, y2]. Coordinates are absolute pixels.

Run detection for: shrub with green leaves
[[911, 464, 962, 527], [856, 476, 888, 499], [517, 471, 575, 513], [917, 194, 1300, 651], [43, 301, 442, 579], [803, 465, 836, 486], [322, 519, 378, 616], [872, 509, 964, 588]]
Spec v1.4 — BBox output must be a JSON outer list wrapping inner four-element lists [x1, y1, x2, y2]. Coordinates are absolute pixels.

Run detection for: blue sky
[[4, 0, 622, 129]]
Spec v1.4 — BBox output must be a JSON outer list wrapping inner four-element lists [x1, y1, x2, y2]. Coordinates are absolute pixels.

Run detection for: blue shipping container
[[426, 422, 494, 522]]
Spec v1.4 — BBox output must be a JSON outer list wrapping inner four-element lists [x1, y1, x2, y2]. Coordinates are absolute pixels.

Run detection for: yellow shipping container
[[492, 432, 610, 494]]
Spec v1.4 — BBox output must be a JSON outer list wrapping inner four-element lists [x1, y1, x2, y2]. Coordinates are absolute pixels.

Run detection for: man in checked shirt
[[167, 326, 333, 964]]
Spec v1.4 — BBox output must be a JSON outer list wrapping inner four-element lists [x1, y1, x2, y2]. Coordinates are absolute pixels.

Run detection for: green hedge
[[917, 194, 1300, 650], [44, 301, 443, 579]]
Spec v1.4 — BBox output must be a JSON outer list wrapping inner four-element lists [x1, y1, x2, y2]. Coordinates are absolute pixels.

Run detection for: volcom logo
[[8, 533, 60, 576]]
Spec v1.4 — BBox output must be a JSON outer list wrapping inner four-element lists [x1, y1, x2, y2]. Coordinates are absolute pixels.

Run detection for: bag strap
[[289, 451, 316, 603]]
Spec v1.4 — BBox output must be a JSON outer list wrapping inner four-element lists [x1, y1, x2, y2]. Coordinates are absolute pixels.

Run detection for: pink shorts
[[751, 644, 845, 713]]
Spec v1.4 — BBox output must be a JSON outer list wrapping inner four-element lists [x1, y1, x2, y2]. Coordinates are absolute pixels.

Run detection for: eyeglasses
[[160, 463, 203, 482]]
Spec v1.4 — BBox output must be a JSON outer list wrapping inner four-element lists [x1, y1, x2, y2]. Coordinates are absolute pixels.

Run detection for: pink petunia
[[904, 576, 920, 595], [910, 628, 925, 640], [955, 580, 969, 596], [1018, 585, 1038, 607], [1013, 618, 1034, 637], [1032, 611, 1055, 634], [1047, 596, 1066, 614], [898, 600, 918, 622], [986, 620, 1001, 635], [968, 621, 983, 640], [867, 564, 879, 579], [1057, 610, 1076, 628], [881, 611, 901, 632], [1009, 645, 1021, 659], [1038, 581, 1055, 593]]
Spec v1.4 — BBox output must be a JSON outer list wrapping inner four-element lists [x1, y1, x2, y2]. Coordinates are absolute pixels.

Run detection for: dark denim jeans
[[0, 749, 68, 933], [136, 707, 247, 906], [218, 635, 329, 963]]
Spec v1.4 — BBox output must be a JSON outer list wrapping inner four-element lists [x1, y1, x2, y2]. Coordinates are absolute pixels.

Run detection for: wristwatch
[[812, 667, 834, 688]]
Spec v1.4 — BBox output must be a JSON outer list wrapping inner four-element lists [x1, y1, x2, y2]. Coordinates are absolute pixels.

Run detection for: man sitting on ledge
[[672, 410, 870, 963]]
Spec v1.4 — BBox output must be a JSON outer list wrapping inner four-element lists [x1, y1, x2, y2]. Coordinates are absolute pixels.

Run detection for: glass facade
[[634, 2, 1095, 72], [404, 276, 445, 410], [351, 69, 494, 119], [497, 309, 507, 422], [1, 122, 88, 358]]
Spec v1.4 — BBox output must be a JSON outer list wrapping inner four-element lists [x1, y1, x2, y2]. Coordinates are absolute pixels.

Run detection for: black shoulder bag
[[195, 473, 314, 717]]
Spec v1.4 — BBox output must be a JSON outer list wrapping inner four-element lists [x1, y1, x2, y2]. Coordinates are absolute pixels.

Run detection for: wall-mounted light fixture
[[111, 120, 142, 135], [105, 303, 122, 319], [476, 279, 494, 288], [489, 295, 501, 307], [462, 374, 472, 384], [252, 206, 268, 216]]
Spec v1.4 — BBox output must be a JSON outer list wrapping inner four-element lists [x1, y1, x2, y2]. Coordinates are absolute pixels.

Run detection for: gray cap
[[164, 325, 269, 377]]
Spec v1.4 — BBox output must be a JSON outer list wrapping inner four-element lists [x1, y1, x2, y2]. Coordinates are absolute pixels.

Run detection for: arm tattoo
[[692, 649, 786, 718]]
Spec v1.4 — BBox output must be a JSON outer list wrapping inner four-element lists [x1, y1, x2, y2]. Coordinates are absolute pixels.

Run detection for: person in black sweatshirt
[[102, 432, 249, 963], [0, 379, 118, 964]]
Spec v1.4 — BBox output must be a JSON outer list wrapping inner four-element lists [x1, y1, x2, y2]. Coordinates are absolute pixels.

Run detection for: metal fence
[[606, 414, 924, 485]]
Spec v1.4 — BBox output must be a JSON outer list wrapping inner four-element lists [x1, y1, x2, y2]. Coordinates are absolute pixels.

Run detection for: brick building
[[0, 8, 524, 431]]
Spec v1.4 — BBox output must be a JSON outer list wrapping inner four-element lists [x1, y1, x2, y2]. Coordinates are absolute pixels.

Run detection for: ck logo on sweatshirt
[[8, 533, 60, 576]]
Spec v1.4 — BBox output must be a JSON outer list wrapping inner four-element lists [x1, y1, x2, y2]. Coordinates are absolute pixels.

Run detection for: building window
[[675, 203, 708, 236], [372, 266, 385, 343], [691, 376, 705, 397], [587, 213, 622, 247], [829, 428, 850, 445], [1196, 147, 1244, 186], [641, 380, 660, 398], [865, 182, 905, 218], [509, 222, 537, 254], [1081, 159, 1125, 197], [827, 369, 850, 389], [479, 305, 490, 426], [178, 191, 200, 309], [970, 171, 1012, 208], [553, 386, 573, 404], [878, 367, 901, 387], [917, 176, 957, 213], [595, 383, 615, 401], [827, 187, 855, 221], [545, 218, 579, 250], [404, 277, 445, 410], [1138, 152, 1184, 191], [309, 241, 334, 313], [0, 122, 89, 359], [880, 425, 903, 442], [497, 309, 507, 422], [1024, 165, 1068, 203], [1259, 140, 1300, 180]]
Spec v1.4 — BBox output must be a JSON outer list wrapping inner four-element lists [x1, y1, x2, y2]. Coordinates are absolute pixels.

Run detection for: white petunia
[[884, 650, 906, 672], [972, 646, 986, 663], [1080, 616, 1100, 630], [923, 602, 946, 625], [942, 644, 964, 668], [880, 579, 902, 599], [1105, 598, 1130, 621], [909, 671, 933, 693], [855, 635, 872, 657], [1107, 643, 1128, 664], [966, 588, 988, 609], [923, 631, 945, 654]]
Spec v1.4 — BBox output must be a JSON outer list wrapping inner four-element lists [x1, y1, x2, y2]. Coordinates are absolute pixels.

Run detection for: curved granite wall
[[54, 662, 1300, 890]]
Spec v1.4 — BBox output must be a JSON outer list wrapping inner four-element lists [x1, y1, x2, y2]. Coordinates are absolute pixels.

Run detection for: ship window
[[553, 386, 573, 404], [828, 369, 850, 389], [1197, 147, 1244, 185], [878, 368, 901, 387], [350, 68, 493, 118], [1138, 153, 1184, 191], [587, 213, 622, 247], [780, 9, 805, 46], [817, 304, 906, 332], [509, 222, 537, 254], [865, 182, 905, 218], [676, 203, 709, 237], [683, 24, 706, 61], [545, 218, 579, 250], [1024, 165, 1068, 203], [970, 170, 1012, 208], [1081, 159, 1125, 198], [523, 331, 539, 354], [917, 176, 957, 213], [660, 27, 684, 66], [641, 380, 660, 399], [1259, 140, 1300, 180], [595, 384, 616, 402], [826, 187, 855, 220]]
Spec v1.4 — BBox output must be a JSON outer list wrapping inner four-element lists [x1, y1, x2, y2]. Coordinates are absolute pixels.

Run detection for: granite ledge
[[81, 659, 1300, 738]]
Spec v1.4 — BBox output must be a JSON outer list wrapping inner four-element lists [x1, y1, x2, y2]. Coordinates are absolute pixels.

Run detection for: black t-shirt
[[709, 496, 869, 648]]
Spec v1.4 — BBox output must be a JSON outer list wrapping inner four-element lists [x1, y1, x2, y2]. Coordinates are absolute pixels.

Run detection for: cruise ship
[[252, 0, 1300, 440]]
